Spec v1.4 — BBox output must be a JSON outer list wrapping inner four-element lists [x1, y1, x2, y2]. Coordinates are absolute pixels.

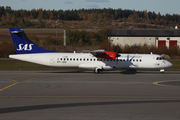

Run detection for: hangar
[[108, 29, 180, 48]]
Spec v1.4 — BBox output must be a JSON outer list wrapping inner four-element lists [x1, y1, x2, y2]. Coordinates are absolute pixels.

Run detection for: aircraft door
[[49, 57, 54, 66]]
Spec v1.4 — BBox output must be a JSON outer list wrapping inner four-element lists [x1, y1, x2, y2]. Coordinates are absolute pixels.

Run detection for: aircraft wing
[[90, 50, 120, 60]]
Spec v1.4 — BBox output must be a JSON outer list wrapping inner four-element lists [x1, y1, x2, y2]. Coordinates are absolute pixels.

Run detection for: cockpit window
[[156, 57, 165, 60]]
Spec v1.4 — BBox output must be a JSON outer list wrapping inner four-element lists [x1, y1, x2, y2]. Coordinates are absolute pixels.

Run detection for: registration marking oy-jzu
[[0, 79, 18, 92]]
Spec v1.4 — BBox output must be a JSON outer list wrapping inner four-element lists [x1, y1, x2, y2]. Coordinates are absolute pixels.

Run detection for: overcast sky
[[1, 0, 180, 15]]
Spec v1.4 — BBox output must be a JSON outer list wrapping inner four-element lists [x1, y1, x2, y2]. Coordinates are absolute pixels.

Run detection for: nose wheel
[[160, 69, 164, 73]]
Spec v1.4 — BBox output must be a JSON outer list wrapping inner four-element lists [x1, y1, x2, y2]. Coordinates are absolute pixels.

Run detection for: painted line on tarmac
[[153, 80, 180, 87], [0, 79, 18, 92], [0, 96, 180, 99]]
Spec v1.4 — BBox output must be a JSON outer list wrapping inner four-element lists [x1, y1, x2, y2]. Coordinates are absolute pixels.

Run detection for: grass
[[0, 59, 179, 71], [0, 60, 80, 71], [166, 61, 180, 71], [0, 60, 52, 70]]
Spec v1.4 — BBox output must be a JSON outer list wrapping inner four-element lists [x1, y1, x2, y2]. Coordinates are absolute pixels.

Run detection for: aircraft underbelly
[[118, 61, 131, 69]]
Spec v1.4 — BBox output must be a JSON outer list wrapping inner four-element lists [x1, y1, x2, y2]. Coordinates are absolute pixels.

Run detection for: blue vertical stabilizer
[[9, 28, 57, 54]]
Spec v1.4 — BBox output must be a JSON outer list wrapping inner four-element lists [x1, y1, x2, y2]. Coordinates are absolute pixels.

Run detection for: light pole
[[56, 20, 59, 50], [64, 30, 66, 46]]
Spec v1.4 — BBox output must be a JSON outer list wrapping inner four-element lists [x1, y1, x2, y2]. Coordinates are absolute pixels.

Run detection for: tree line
[[0, 28, 180, 58], [0, 6, 180, 28]]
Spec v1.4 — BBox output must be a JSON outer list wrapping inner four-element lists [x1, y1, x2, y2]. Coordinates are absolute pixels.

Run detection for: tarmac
[[0, 70, 180, 120]]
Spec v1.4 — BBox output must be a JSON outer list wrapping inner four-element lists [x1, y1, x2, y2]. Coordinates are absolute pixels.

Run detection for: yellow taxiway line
[[0, 79, 18, 92], [153, 80, 180, 87]]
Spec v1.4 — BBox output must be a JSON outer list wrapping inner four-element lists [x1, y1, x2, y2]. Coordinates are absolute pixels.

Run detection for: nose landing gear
[[160, 69, 164, 73]]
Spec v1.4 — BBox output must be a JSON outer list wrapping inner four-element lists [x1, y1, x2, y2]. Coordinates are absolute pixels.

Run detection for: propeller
[[115, 45, 121, 66], [129, 55, 138, 67]]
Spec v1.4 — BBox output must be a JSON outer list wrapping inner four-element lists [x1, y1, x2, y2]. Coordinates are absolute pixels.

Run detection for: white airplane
[[9, 28, 173, 73]]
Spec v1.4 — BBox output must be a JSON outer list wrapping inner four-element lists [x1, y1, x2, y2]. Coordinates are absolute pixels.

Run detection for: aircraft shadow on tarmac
[[120, 70, 138, 74], [0, 99, 180, 114], [38, 71, 88, 74], [38, 70, 179, 74], [119, 70, 180, 75], [38, 70, 138, 74]]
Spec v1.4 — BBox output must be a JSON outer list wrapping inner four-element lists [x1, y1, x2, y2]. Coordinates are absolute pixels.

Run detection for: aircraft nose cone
[[169, 62, 173, 67], [164, 60, 173, 68]]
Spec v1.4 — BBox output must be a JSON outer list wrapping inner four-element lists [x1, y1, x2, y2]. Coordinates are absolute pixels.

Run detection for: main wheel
[[94, 69, 102, 74], [160, 69, 165, 73]]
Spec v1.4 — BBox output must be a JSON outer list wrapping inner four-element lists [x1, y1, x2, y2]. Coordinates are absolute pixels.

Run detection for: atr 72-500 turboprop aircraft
[[9, 28, 173, 73]]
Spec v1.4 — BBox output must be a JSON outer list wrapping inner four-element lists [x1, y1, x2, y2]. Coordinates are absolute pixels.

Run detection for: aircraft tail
[[9, 27, 57, 54]]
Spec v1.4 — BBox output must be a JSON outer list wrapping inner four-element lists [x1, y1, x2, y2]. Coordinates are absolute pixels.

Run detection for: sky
[[1, 0, 180, 15]]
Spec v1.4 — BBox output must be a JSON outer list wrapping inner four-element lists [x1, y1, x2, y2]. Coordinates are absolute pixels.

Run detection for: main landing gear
[[94, 68, 102, 74], [160, 69, 165, 73]]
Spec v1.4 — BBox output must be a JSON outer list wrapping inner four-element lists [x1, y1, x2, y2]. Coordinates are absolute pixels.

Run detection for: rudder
[[9, 28, 56, 54]]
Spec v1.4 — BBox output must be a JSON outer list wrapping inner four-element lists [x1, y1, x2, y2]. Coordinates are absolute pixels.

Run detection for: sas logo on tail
[[17, 44, 33, 51]]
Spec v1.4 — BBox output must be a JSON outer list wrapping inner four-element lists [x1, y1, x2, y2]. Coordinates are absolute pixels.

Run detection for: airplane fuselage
[[9, 53, 173, 71]]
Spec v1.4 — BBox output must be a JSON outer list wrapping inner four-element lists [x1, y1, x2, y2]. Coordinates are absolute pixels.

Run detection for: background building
[[108, 29, 180, 48]]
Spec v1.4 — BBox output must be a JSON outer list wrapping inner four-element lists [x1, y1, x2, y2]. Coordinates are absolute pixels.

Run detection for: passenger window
[[136, 59, 138, 62], [80, 58, 82, 61], [61, 58, 62, 60], [73, 58, 75, 61], [64, 58, 66, 61], [87, 59, 89, 61], [67, 58, 69, 61], [90, 59, 92, 61], [94, 59, 96, 61], [140, 59, 142, 62], [84, 58, 85, 61], [133, 59, 135, 62], [77, 58, 78, 61]]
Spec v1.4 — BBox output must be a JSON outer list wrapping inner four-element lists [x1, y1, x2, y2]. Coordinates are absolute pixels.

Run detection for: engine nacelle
[[102, 65, 116, 70], [104, 51, 118, 60], [90, 50, 120, 60]]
